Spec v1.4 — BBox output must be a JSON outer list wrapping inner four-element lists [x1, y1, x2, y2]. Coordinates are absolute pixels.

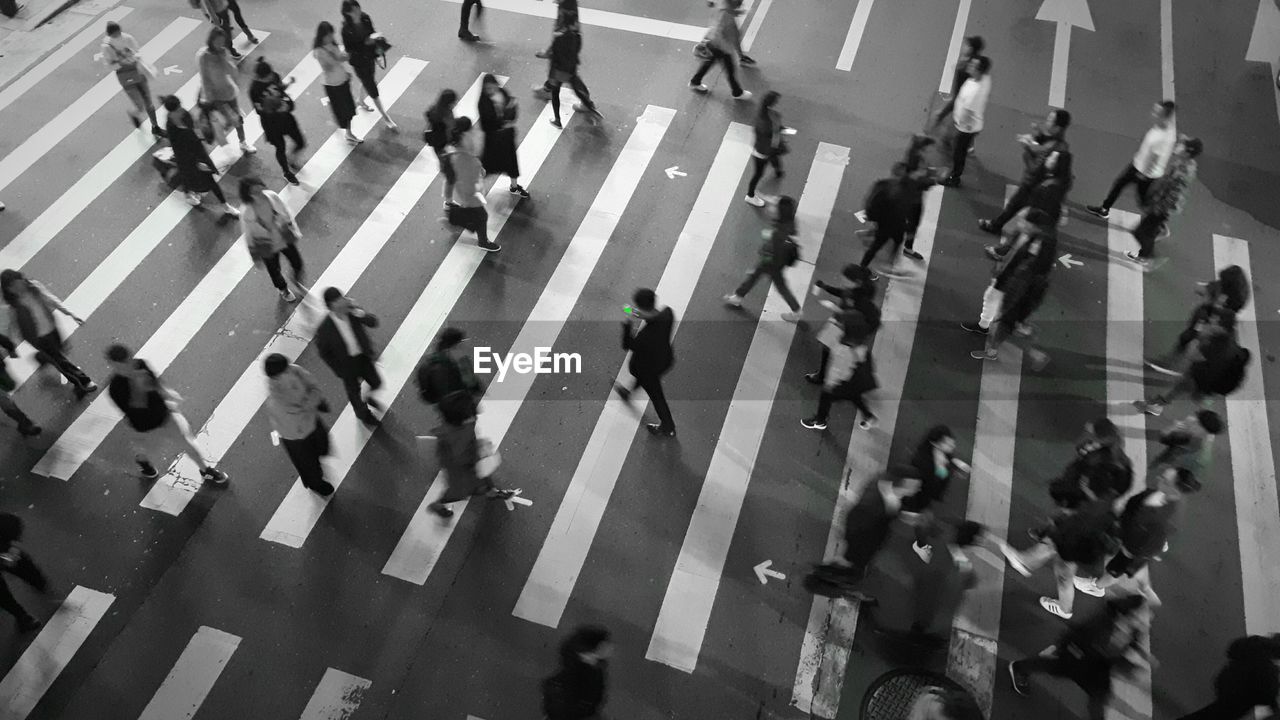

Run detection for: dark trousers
[[0, 551, 48, 621], [735, 263, 800, 312], [861, 224, 908, 267], [813, 346, 830, 377], [1101, 163, 1153, 210], [351, 61, 379, 100], [990, 184, 1032, 230], [265, 114, 305, 176], [816, 389, 874, 423], [1176, 698, 1261, 720], [341, 354, 383, 421], [263, 244, 305, 291], [632, 372, 674, 431], [747, 153, 783, 197], [691, 47, 743, 96], [547, 74, 595, 122], [226, 0, 252, 34], [1, 392, 34, 428], [1131, 211, 1167, 259], [282, 422, 330, 490], [31, 332, 92, 390], [459, 0, 482, 33], [950, 130, 977, 179], [1015, 655, 1113, 720]]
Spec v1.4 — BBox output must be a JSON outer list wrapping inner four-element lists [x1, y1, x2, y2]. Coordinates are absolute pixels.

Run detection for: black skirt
[[324, 82, 357, 130]]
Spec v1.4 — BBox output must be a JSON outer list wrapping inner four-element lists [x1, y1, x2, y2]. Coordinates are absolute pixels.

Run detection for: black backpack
[[863, 179, 894, 224], [417, 354, 478, 423], [1216, 346, 1251, 395], [781, 235, 800, 267]]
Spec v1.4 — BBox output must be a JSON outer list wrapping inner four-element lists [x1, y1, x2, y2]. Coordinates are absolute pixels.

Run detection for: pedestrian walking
[[239, 177, 306, 302], [723, 195, 802, 320], [801, 313, 879, 430], [533, 0, 580, 63], [1136, 322, 1248, 417], [161, 95, 240, 215], [263, 354, 334, 496], [941, 55, 991, 187], [424, 89, 458, 207], [1147, 265, 1249, 376], [978, 108, 1072, 235], [909, 520, 983, 640], [1147, 409, 1221, 485], [859, 164, 915, 276], [417, 327, 483, 425], [340, 0, 397, 129], [541, 16, 602, 129], [1177, 634, 1280, 720], [932, 35, 985, 133], [1126, 136, 1202, 270], [900, 426, 972, 561], [249, 57, 306, 185], [315, 288, 383, 426], [805, 263, 878, 384], [0, 269, 97, 398], [0, 513, 49, 633], [1002, 496, 1118, 619], [964, 209, 1055, 369], [104, 343, 228, 483], [689, 0, 751, 101], [445, 118, 500, 252], [194, 0, 258, 58], [1009, 595, 1153, 720], [614, 288, 676, 437], [101, 21, 165, 138], [1047, 418, 1133, 512], [1087, 101, 1178, 220], [901, 133, 940, 255], [744, 91, 787, 207], [424, 416, 518, 517], [0, 333, 41, 436], [313, 21, 361, 144], [458, 0, 483, 42], [478, 74, 528, 198], [196, 27, 255, 154], [542, 625, 612, 720]]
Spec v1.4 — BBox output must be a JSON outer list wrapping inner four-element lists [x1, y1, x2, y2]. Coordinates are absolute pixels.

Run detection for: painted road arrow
[[753, 559, 786, 584], [664, 166, 687, 179], [1036, 0, 1094, 107], [1058, 253, 1083, 269], [163, 65, 182, 75], [504, 489, 532, 512], [1247, 0, 1280, 125]]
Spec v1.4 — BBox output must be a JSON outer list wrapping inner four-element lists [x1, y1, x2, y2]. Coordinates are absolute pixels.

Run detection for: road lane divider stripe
[[835, 0, 875, 71], [0, 6, 134, 113], [137, 626, 241, 720], [511, 122, 754, 628], [938, 0, 973, 94], [259, 86, 573, 548], [382, 104, 675, 584], [297, 668, 370, 720], [438, 0, 705, 42]]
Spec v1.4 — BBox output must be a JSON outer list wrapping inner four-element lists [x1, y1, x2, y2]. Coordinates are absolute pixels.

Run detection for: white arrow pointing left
[[1247, 0, 1280, 125], [163, 65, 182, 75], [504, 490, 532, 512], [1058, 253, 1083, 269], [1036, 0, 1094, 107], [664, 165, 687, 179], [753, 560, 786, 584]]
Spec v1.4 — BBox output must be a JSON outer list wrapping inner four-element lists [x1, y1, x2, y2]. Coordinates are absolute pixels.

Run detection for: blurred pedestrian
[[966, 209, 1055, 369], [942, 55, 991, 187], [1047, 418, 1133, 512], [445, 118, 500, 252], [901, 426, 972, 561], [1003, 496, 1118, 619], [909, 520, 983, 640], [615, 288, 677, 437], [802, 313, 879, 430], [906, 687, 983, 720], [478, 74, 528, 198], [417, 327, 483, 425], [1147, 265, 1249, 376], [0, 513, 48, 633], [1147, 409, 1221, 486], [689, 0, 751, 101], [744, 91, 787, 207], [1177, 634, 1280, 720], [0, 333, 40, 436], [101, 21, 165, 137], [542, 625, 612, 720], [1086, 101, 1177, 220], [0, 269, 97, 398], [859, 163, 913, 277], [424, 89, 459, 207], [195, 0, 258, 58], [162, 95, 240, 215], [249, 57, 306, 185], [313, 21, 361, 144], [240, 177, 306, 302], [932, 35, 985, 132], [1136, 322, 1248, 417], [1127, 136, 1201, 270], [196, 26, 255, 153], [978, 108, 1072, 236], [425, 415, 517, 518], [542, 16, 602, 129], [341, 0, 397, 129], [264, 354, 334, 496], [806, 263, 878, 384], [723, 195, 802, 320], [458, 0, 483, 42], [315, 288, 383, 426]]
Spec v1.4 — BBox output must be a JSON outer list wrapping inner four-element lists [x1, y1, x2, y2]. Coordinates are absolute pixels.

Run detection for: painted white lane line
[[439, 0, 705, 42], [647, 144, 847, 673], [1215, 235, 1280, 637], [0, 6, 133, 113], [1160, 0, 1175, 101], [0, 30, 273, 276], [382, 105, 674, 584], [740, 0, 773, 52], [835, 0, 875, 72], [0, 17, 201, 195], [512, 122, 754, 628], [259, 94, 573, 549], [938, 0, 973, 94], [1105, 210, 1152, 720], [297, 668, 370, 720], [137, 626, 241, 720], [132, 74, 490, 517], [945, 185, 1021, 718], [791, 186, 943, 718], [1036, 0, 1094, 109], [0, 586, 114, 720], [28, 52, 321, 482]]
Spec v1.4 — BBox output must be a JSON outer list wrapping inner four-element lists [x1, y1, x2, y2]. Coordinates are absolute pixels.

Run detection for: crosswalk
[[1, 7, 1278, 720]]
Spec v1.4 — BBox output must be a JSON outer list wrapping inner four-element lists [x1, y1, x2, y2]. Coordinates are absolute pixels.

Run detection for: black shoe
[[17, 422, 41, 437], [960, 321, 988, 335], [284, 171, 300, 185], [429, 502, 454, 517], [151, 126, 167, 138], [245, 33, 260, 44], [311, 480, 335, 496], [1085, 205, 1109, 219], [509, 185, 530, 199], [74, 381, 99, 399], [478, 240, 501, 252], [16, 615, 41, 633], [903, 248, 923, 260], [941, 176, 960, 188], [228, 47, 242, 59], [138, 461, 159, 480], [474, 0, 483, 16], [201, 467, 230, 486], [1009, 662, 1031, 696], [129, 114, 142, 129], [739, 54, 757, 66], [645, 423, 675, 437], [977, 219, 999, 235], [458, 30, 480, 41], [358, 413, 381, 427], [804, 372, 822, 385], [613, 383, 632, 404]]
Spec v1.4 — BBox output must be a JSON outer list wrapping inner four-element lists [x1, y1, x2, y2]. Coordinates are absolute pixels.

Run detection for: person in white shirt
[[101, 21, 164, 137], [1087, 100, 1176, 219], [943, 55, 992, 187]]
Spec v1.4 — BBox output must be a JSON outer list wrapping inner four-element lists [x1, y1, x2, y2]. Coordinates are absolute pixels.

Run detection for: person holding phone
[[478, 73, 528, 198], [264, 354, 334, 496], [615, 288, 676, 437]]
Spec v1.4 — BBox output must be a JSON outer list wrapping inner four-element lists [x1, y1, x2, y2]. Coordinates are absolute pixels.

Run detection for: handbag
[[116, 61, 146, 87], [693, 40, 713, 60], [476, 438, 501, 479]]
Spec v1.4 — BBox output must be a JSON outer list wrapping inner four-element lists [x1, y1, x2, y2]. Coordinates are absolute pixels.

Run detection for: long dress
[[478, 89, 520, 179]]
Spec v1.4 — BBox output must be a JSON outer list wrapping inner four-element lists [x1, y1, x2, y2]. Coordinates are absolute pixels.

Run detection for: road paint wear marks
[[297, 669, 369, 720], [0, 586, 114, 720], [646, 143, 848, 673], [0, 6, 133, 113], [511, 123, 754, 627], [382, 105, 674, 583], [137, 627, 241, 720], [836, 0, 875, 71], [260, 90, 573, 548], [791, 186, 942, 718]]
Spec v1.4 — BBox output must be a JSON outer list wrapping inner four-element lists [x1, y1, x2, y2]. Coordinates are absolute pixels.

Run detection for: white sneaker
[[383, 117, 398, 130], [1001, 544, 1032, 577], [185, 192, 202, 206], [723, 294, 743, 307], [239, 142, 257, 154], [0, 201, 5, 211], [744, 194, 766, 207], [689, 82, 709, 93], [1073, 577, 1105, 597], [1039, 596, 1072, 619], [221, 204, 240, 218], [913, 542, 933, 563], [733, 90, 754, 101], [280, 288, 298, 302], [781, 311, 800, 323]]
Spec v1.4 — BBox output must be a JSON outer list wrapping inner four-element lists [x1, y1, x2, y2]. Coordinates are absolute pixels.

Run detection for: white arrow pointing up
[[1247, 0, 1280, 125], [1036, 0, 1094, 107], [753, 560, 786, 584]]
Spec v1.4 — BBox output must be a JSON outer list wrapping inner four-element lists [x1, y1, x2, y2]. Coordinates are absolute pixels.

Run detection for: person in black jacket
[[723, 195, 802, 320], [1148, 265, 1249, 376], [424, 89, 458, 208], [162, 95, 239, 216], [249, 57, 306, 185], [859, 164, 912, 278], [0, 513, 48, 633], [1178, 634, 1280, 720], [543, 15, 601, 129], [341, 0, 396, 129], [1048, 418, 1133, 512], [1, 333, 40, 436], [1004, 496, 1118, 619], [314, 287, 383, 426], [967, 209, 1056, 370], [615, 288, 676, 437], [1137, 323, 1249, 417], [417, 327, 483, 425], [1, 269, 98, 398], [543, 625, 612, 720], [977, 108, 1072, 235], [478, 74, 528, 198], [744, 91, 785, 207], [805, 264, 878, 384], [900, 426, 971, 562]]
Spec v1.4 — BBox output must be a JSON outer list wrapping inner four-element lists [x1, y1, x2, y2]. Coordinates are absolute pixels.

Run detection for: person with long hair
[[100, 21, 165, 138], [424, 413, 519, 518], [340, 0, 397, 130], [478, 73, 528, 198], [802, 313, 879, 430], [424, 89, 459, 208], [313, 21, 361, 144], [744, 91, 786, 207], [239, 177, 306, 302], [196, 26, 254, 153], [542, 14, 602, 129], [162, 95, 240, 215], [249, 57, 306, 185], [0, 269, 97, 398], [723, 195, 802, 320]]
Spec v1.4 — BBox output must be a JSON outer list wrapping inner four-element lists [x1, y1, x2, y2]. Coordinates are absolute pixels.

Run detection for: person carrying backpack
[[723, 195, 802, 321], [417, 327, 483, 425], [1137, 325, 1249, 417], [542, 625, 612, 720], [859, 163, 913, 278]]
